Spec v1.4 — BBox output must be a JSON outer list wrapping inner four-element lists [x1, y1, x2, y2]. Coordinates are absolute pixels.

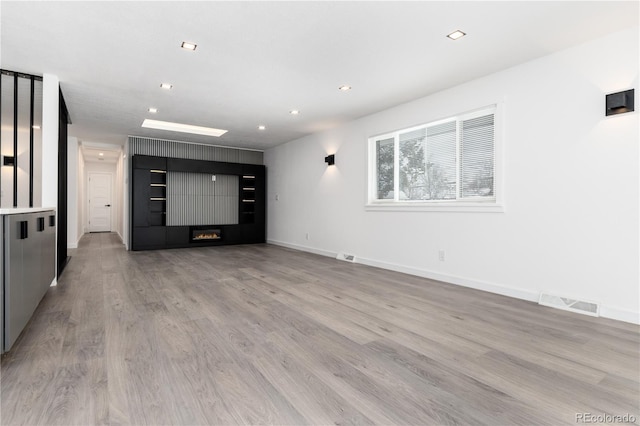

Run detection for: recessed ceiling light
[[32, 125, 40, 129], [99, 152, 104, 156], [181, 41, 197, 51], [148, 107, 158, 113], [258, 125, 266, 130], [338, 85, 352, 91], [160, 83, 173, 90], [290, 110, 300, 115], [447, 30, 466, 40], [141, 119, 228, 137]]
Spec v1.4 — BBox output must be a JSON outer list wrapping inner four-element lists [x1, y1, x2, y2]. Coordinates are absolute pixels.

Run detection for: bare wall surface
[[265, 27, 639, 323]]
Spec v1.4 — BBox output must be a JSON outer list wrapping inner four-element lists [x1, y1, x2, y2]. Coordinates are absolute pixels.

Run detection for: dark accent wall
[[57, 89, 70, 276], [13, 74, 17, 207]]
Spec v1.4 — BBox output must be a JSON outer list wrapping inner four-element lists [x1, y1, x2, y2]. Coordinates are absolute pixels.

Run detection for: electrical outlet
[[275, 194, 279, 201], [438, 250, 445, 261], [305, 233, 310, 240]]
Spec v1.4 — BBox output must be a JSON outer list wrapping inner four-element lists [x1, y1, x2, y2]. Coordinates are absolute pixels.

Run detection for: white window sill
[[365, 202, 505, 213]]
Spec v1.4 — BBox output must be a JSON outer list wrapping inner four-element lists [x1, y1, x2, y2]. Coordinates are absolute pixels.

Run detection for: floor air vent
[[336, 253, 356, 263], [539, 292, 600, 317]]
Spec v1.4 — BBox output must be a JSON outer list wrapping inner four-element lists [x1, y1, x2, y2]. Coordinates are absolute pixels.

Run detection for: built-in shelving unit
[[149, 169, 166, 226], [240, 175, 256, 224], [131, 155, 265, 251]]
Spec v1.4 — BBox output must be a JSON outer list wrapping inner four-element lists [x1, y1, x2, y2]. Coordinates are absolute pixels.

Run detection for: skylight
[[141, 119, 228, 137]]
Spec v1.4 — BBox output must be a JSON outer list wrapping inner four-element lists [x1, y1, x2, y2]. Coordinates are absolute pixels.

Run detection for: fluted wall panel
[[166, 172, 238, 226], [129, 136, 263, 165]]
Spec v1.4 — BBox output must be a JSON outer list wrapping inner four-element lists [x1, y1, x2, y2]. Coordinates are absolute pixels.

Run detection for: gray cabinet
[[2, 210, 56, 353], [42, 214, 56, 293]]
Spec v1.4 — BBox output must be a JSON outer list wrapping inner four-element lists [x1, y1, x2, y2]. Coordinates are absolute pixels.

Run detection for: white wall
[[265, 27, 639, 324], [32, 123, 42, 208], [67, 137, 79, 248], [114, 152, 124, 240], [42, 74, 59, 284], [77, 146, 86, 242], [41, 74, 58, 209]]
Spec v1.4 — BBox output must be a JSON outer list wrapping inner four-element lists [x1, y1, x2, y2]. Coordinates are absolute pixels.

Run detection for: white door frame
[[88, 171, 113, 232]]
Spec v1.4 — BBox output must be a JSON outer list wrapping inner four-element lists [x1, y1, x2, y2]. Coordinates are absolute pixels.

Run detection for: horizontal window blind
[[376, 137, 394, 200], [399, 128, 426, 200], [426, 120, 456, 200], [460, 113, 494, 198], [369, 106, 496, 205]]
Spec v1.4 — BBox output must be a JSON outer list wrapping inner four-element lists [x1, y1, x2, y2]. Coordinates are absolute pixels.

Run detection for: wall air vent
[[539, 292, 600, 317], [336, 252, 356, 263]]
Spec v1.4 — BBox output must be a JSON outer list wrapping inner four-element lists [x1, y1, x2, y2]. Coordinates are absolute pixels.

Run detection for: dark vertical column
[[0, 72, 3, 197], [29, 76, 34, 207], [13, 74, 18, 207], [57, 89, 69, 277]]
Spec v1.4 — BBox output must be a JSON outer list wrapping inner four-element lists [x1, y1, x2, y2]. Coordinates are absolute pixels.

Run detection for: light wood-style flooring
[[1, 233, 638, 425]]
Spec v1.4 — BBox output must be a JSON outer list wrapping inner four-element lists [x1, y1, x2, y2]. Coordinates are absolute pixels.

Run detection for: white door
[[88, 173, 112, 232]]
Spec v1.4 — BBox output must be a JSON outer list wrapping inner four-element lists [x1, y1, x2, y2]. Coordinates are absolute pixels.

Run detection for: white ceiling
[[81, 146, 121, 164], [1, 1, 637, 150]]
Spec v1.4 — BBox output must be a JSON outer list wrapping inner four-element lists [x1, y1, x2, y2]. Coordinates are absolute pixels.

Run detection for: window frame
[[366, 104, 504, 213]]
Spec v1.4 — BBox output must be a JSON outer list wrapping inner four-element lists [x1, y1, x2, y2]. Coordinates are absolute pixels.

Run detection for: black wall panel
[[57, 89, 70, 276]]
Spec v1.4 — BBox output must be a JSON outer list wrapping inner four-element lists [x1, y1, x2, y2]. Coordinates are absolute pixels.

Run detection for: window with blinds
[[369, 106, 496, 205]]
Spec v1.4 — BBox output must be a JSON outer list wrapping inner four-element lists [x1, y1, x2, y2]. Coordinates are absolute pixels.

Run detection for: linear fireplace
[[190, 227, 222, 242]]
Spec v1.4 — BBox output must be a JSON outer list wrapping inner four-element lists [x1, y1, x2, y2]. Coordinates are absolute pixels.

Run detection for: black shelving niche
[[149, 169, 166, 226], [240, 175, 256, 224]]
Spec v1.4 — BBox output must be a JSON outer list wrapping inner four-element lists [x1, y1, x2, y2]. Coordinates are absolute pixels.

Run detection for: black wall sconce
[[3, 156, 15, 166], [606, 89, 634, 116], [324, 154, 335, 166]]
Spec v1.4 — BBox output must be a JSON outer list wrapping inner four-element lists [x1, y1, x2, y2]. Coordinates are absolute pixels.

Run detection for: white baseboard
[[67, 234, 84, 249], [266, 239, 639, 325], [599, 306, 640, 325], [267, 239, 337, 259], [355, 255, 540, 303]]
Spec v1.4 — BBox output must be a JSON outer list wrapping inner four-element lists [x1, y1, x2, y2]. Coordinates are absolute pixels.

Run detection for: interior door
[[88, 173, 112, 232]]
